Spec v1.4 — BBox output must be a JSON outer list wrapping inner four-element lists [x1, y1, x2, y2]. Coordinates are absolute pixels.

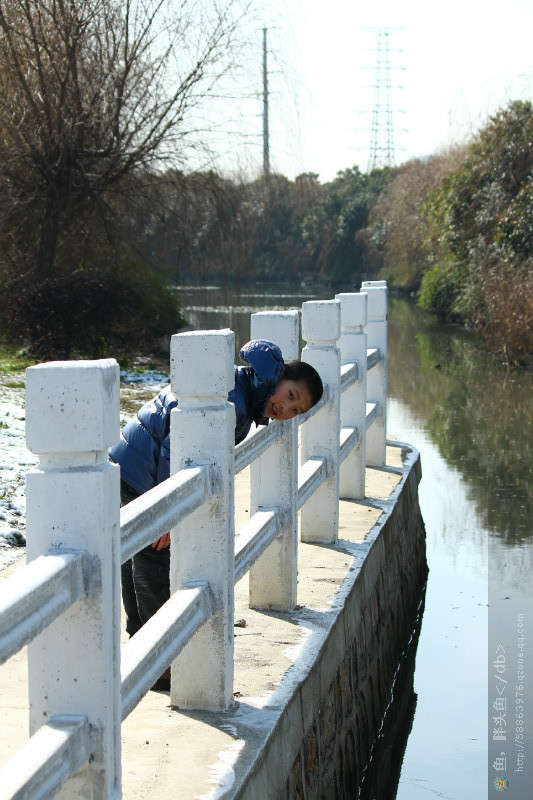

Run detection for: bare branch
[[0, 0, 250, 277]]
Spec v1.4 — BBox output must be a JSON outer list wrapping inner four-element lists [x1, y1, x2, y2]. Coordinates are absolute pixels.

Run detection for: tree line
[[372, 100, 533, 365], [130, 166, 393, 284], [0, 0, 530, 364]]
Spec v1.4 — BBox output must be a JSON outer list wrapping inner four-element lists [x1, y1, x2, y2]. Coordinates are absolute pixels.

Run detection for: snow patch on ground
[[195, 739, 245, 800], [0, 396, 37, 566], [119, 369, 168, 385]]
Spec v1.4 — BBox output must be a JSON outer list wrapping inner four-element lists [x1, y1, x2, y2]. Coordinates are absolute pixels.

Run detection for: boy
[[110, 339, 323, 669]]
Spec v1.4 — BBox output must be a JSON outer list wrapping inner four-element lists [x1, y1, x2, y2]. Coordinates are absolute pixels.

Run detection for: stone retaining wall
[[236, 445, 427, 800]]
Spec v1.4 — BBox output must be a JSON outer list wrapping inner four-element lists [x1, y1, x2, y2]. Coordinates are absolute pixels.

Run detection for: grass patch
[[0, 343, 34, 375]]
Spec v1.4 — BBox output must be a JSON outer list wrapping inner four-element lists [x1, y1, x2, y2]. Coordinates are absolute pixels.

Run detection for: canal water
[[179, 284, 533, 799]]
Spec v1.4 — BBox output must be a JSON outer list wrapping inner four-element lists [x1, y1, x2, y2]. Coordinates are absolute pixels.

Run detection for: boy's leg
[[119, 478, 170, 634], [131, 545, 171, 690], [121, 559, 143, 637], [120, 480, 144, 636], [131, 545, 170, 625]]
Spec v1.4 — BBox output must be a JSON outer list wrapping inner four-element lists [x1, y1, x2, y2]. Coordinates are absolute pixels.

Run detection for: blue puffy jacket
[[109, 339, 284, 494]]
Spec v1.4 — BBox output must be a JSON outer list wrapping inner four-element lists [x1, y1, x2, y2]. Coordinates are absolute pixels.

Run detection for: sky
[[194, 0, 533, 182]]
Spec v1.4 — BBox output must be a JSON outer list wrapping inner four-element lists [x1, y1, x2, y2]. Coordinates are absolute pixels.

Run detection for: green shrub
[[498, 182, 533, 258], [418, 263, 459, 318], [6, 264, 183, 358]]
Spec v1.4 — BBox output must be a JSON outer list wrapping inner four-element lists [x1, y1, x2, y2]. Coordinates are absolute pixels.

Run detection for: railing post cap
[[25, 359, 120, 453], [360, 282, 387, 320], [252, 309, 299, 320], [335, 292, 368, 328], [301, 299, 340, 342], [251, 310, 299, 361], [171, 329, 234, 397]]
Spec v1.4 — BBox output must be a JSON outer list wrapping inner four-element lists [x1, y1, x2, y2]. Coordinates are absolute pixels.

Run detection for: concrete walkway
[[0, 446, 403, 799]]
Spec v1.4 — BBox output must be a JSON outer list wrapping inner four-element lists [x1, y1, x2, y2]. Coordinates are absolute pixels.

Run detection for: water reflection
[[179, 282, 318, 359], [358, 586, 426, 800], [387, 298, 533, 544]]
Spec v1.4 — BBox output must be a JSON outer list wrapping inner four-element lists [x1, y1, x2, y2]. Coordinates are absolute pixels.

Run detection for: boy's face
[[263, 379, 313, 420]]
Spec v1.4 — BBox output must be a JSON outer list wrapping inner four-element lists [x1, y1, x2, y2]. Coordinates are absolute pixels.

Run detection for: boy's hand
[[151, 532, 170, 550]]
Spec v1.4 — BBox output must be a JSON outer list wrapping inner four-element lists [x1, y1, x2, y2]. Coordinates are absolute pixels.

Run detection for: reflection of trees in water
[[358, 584, 425, 800], [388, 298, 533, 543], [180, 283, 318, 358]]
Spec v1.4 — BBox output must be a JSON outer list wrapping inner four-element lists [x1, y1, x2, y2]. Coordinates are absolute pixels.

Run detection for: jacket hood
[[239, 339, 284, 386]]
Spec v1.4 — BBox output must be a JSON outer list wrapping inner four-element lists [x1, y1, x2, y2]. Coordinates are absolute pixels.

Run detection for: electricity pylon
[[365, 27, 405, 172]]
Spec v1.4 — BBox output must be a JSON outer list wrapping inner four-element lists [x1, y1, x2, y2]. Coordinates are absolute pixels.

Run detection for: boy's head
[[263, 360, 323, 420]]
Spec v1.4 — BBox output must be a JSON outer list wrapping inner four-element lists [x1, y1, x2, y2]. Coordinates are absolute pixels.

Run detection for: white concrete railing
[[0, 282, 387, 799]]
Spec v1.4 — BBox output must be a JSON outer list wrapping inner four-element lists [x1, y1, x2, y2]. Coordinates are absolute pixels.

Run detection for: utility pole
[[263, 27, 270, 176]]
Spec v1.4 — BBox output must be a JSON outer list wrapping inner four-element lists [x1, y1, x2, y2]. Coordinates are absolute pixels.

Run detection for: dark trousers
[[120, 481, 170, 637]]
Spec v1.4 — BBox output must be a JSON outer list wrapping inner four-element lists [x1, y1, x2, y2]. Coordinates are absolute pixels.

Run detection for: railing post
[[300, 300, 341, 544], [169, 330, 235, 710], [361, 280, 388, 466], [25, 359, 122, 798], [248, 311, 299, 610], [336, 292, 368, 499]]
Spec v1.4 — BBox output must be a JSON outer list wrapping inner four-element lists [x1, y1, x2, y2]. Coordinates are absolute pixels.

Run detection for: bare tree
[[0, 0, 247, 278]]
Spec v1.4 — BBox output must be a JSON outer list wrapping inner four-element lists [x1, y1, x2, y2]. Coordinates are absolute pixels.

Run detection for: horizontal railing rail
[[367, 347, 380, 370], [234, 509, 283, 583], [0, 715, 90, 800], [4, 281, 388, 799], [0, 551, 87, 666], [340, 361, 358, 389], [120, 465, 211, 563], [297, 457, 328, 510], [339, 426, 359, 464], [121, 583, 214, 720], [234, 419, 284, 473], [366, 401, 378, 429]]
